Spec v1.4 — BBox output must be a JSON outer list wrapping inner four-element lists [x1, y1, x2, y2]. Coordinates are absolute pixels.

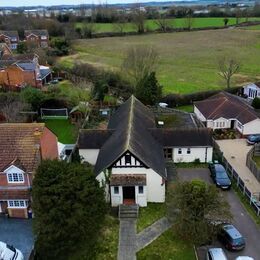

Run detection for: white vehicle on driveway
[[0, 241, 24, 260]]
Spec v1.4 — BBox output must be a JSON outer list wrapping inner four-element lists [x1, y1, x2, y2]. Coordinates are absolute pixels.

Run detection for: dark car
[[209, 163, 231, 190], [247, 134, 260, 145], [218, 224, 245, 251]]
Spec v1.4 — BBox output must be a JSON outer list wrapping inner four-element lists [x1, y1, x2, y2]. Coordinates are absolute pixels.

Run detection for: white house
[[194, 92, 260, 136], [78, 96, 213, 207], [243, 82, 260, 99]]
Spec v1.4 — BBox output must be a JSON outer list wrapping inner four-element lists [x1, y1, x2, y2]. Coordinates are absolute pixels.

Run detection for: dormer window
[[7, 172, 24, 183]]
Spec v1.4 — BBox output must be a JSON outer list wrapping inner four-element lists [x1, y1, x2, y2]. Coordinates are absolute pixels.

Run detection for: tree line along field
[[75, 17, 260, 33], [59, 27, 260, 94]]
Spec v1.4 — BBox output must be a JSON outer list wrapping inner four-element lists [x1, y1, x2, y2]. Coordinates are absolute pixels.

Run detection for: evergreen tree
[[33, 160, 106, 259], [135, 72, 162, 105]]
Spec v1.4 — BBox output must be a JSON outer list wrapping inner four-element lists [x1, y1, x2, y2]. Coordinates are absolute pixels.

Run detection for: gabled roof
[[0, 31, 18, 38], [194, 92, 259, 124], [16, 61, 37, 71], [149, 128, 213, 147], [94, 96, 166, 178], [0, 123, 49, 172], [25, 30, 48, 37]]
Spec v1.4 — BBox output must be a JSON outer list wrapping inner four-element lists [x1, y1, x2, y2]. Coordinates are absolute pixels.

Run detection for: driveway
[[216, 139, 260, 194], [0, 217, 33, 260], [178, 168, 260, 260]]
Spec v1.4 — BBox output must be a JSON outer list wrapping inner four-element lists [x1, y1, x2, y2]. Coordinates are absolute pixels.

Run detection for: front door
[[123, 186, 135, 205]]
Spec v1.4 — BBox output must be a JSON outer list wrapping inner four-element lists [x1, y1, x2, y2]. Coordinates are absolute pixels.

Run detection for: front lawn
[[137, 229, 196, 260], [44, 119, 77, 144], [137, 203, 166, 232]]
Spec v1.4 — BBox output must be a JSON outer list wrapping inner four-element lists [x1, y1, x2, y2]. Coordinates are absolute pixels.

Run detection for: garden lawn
[[137, 203, 166, 232], [137, 229, 196, 260], [75, 17, 260, 33], [44, 119, 77, 144], [175, 105, 193, 113], [59, 28, 260, 94], [253, 156, 260, 168]]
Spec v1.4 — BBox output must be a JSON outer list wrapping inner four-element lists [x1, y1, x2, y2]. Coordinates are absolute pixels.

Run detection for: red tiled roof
[[194, 92, 259, 124], [0, 123, 57, 172]]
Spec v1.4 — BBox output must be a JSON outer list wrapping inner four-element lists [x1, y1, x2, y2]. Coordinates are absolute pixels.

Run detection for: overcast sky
[[0, 0, 170, 7]]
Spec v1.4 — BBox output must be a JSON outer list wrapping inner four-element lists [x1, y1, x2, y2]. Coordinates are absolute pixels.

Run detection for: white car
[[236, 257, 254, 260], [0, 241, 24, 260], [206, 248, 228, 260]]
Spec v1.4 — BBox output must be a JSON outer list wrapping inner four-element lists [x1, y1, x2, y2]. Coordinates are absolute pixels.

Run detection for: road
[[178, 168, 260, 260]]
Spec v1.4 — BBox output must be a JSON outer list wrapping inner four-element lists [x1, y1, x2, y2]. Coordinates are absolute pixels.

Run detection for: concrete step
[[119, 204, 139, 219]]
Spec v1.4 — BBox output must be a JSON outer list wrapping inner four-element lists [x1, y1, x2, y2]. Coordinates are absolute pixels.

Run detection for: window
[[41, 36, 47, 40], [8, 200, 28, 208], [138, 186, 144, 194], [187, 148, 191, 154], [164, 148, 172, 159], [125, 154, 131, 165], [114, 186, 119, 194], [178, 148, 182, 154], [7, 172, 24, 183]]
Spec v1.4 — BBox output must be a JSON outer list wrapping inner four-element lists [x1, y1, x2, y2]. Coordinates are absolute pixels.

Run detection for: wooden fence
[[214, 140, 260, 216], [246, 145, 260, 182]]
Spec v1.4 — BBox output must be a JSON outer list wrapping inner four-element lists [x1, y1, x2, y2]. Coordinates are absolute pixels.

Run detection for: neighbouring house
[[0, 55, 52, 89], [25, 30, 49, 48], [194, 91, 260, 136], [243, 82, 260, 99], [78, 96, 213, 207], [0, 31, 19, 50], [0, 123, 58, 218], [0, 43, 13, 60]]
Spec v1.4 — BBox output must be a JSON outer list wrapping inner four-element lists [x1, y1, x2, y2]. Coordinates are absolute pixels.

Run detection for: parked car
[[209, 163, 231, 190], [0, 241, 24, 260], [206, 248, 228, 260], [218, 224, 245, 251], [236, 257, 254, 260], [247, 134, 260, 145]]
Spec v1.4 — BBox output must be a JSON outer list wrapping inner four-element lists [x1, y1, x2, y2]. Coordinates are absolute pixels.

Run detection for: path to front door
[[117, 216, 171, 260]]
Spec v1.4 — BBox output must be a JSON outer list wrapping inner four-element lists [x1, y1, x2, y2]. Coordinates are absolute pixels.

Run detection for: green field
[[59, 28, 260, 94], [76, 17, 260, 33]]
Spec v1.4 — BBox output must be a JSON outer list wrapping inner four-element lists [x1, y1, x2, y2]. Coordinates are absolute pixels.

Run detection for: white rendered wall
[[79, 149, 99, 165]]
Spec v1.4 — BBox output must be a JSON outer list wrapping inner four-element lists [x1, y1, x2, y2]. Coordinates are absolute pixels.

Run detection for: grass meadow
[[75, 17, 260, 33], [59, 27, 260, 94]]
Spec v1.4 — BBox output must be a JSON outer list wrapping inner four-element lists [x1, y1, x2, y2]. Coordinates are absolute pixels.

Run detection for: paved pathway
[[117, 219, 137, 260], [117, 217, 172, 260], [136, 217, 171, 251], [216, 139, 260, 193]]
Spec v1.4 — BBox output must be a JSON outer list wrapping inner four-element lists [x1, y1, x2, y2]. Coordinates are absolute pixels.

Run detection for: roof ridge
[[125, 96, 135, 150]]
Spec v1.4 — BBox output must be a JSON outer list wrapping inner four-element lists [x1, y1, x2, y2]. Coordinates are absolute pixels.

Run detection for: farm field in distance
[[75, 17, 260, 33], [59, 28, 260, 94]]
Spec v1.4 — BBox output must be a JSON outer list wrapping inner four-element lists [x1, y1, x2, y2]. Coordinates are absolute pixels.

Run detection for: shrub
[[252, 97, 260, 109]]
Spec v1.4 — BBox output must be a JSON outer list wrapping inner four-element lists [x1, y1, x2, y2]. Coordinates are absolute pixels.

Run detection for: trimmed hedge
[[161, 87, 242, 107]]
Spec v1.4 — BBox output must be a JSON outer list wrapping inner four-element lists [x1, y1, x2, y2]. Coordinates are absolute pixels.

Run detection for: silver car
[[206, 248, 228, 260]]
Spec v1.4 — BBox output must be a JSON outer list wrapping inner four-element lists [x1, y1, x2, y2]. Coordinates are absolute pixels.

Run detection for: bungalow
[[0, 123, 58, 218], [25, 30, 49, 48], [194, 92, 260, 136], [78, 96, 213, 207], [243, 82, 260, 99], [0, 31, 19, 50]]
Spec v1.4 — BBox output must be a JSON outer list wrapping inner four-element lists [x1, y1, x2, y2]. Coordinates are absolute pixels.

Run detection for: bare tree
[[132, 7, 146, 33], [0, 94, 29, 122], [155, 14, 172, 32], [218, 57, 240, 89], [122, 45, 158, 87], [113, 15, 127, 33], [184, 9, 194, 30], [81, 21, 97, 38]]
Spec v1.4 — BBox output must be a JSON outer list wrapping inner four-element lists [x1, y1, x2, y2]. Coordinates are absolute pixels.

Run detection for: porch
[[110, 174, 147, 207]]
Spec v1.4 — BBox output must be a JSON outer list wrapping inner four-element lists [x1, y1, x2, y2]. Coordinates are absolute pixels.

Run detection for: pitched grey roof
[[25, 30, 48, 37], [94, 96, 166, 178], [40, 68, 51, 79], [149, 128, 213, 147], [16, 62, 37, 71], [0, 31, 18, 38], [78, 130, 114, 149]]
